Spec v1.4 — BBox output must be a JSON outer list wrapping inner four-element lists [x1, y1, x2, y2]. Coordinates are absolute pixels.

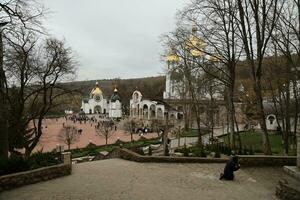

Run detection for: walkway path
[[0, 159, 284, 200]]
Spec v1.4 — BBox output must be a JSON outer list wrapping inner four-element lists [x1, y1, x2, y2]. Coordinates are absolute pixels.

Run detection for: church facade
[[81, 82, 122, 118]]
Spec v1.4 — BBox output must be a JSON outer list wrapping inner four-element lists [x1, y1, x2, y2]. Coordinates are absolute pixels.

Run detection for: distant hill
[[62, 76, 166, 106]]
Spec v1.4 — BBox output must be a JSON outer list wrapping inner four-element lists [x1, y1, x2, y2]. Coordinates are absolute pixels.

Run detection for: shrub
[[191, 147, 207, 157], [0, 152, 61, 176], [28, 152, 61, 169], [183, 145, 190, 157], [214, 148, 221, 158], [0, 156, 30, 176], [200, 149, 207, 157], [87, 148, 99, 156], [249, 146, 254, 155], [214, 151, 221, 158], [226, 147, 232, 156]]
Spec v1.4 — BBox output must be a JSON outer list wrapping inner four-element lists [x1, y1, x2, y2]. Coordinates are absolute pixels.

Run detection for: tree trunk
[[0, 30, 8, 159], [228, 89, 236, 150], [196, 115, 202, 147], [255, 81, 272, 155], [226, 111, 231, 147], [284, 81, 291, 155], [292, 80, 299, 147]]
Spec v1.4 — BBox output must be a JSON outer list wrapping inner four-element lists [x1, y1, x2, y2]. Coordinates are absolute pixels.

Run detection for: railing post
[[62, 152, 71, 165]]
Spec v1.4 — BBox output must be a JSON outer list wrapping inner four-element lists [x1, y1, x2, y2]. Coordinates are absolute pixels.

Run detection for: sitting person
[[220, 156, 240, 180]]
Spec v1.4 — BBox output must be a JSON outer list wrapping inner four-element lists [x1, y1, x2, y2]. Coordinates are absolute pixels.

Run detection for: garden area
[[0, 138, 161, 176], [0, 152, 62, 176], [171, 129, 297, 157], [70, 137, 161, 158], [218, 131, 296, 156]]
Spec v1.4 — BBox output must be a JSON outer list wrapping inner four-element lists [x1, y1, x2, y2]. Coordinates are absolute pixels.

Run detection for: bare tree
[[0, 0, 45, 159], [95, 120, 115, 146], [4, 30, 77, 157], [123, 117, 137, 142], [270, 1, 300, 154], [151, 119, 164, 137], [58, 125, 80, 150], [169, 41, 206, 147], [236, 0, 282, 154], [178, 0, 244, 150]]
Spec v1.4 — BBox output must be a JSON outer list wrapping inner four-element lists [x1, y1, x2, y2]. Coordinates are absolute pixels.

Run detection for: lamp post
[[0, 21, 8, 159]]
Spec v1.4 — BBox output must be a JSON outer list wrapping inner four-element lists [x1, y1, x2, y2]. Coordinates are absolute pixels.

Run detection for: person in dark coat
[[220, 156, 240, 180]]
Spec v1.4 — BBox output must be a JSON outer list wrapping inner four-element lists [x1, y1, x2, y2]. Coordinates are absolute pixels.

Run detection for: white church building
[[81, 82, 122, 118]]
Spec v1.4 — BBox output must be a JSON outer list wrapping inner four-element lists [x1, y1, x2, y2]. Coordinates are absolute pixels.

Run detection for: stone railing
[[238, 155, 297, 167], [103, 148, 296, 166], [0, 152, 72, 192], [112, 148, 229, 163]]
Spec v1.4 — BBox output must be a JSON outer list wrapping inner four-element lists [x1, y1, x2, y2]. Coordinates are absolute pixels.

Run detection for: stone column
[[62, 152, 71, 165]]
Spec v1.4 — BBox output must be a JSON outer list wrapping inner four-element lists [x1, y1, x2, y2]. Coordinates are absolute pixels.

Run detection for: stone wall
[[117, 148, 229, 163], [107, 148, 296, 166], [0, 152, 72, 192], [238, 155, 296, 167], [276, 179, 300, 200]]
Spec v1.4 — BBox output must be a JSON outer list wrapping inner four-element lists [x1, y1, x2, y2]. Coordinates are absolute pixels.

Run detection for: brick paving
[[0, 159, 285, 200], [34, 118, 157, 152]]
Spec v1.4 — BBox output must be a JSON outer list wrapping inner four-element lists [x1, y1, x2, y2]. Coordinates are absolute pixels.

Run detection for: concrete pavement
[[0, 159, 284, 200]]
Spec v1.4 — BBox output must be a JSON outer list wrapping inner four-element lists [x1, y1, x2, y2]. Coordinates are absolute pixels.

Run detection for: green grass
[[219, 132, 296, 155], [70, 138, 161, 158]]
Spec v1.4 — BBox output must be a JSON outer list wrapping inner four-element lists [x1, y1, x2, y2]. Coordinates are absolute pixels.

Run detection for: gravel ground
[[0, 159, 285, 200]]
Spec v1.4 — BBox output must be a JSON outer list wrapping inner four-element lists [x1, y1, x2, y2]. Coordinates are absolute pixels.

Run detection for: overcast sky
[[42, 0, 188, 81]]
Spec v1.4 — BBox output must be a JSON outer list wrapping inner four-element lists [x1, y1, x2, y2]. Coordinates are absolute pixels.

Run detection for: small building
[[129, 90, 181, 121], [109, 88, 122, 118], [81, 82, 122, 118]]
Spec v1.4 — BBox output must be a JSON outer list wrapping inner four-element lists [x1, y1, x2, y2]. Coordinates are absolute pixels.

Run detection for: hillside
[[61, 76, 166, 109]]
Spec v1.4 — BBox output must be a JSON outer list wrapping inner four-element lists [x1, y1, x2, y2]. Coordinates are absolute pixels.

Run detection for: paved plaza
[[35, 118, 157, 152], [0, 159, 285, 200]]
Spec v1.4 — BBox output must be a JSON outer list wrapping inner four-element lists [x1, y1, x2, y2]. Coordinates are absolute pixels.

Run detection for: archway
[[150, 104, 156, 119], [157, 108, 163, 119], [170, 113, 175, 120], [143, 104, 148, 119], [268, 115, 275, 125], [94, 105, 102, 114]]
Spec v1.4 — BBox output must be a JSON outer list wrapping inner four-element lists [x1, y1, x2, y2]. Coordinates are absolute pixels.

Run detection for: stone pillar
[[297, 132, 300, 170], [62, 152, 71, 165]]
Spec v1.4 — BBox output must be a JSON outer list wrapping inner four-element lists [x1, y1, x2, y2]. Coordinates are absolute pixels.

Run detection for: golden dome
[[92, 87, 102, 95], [166, 54, 180, 62], [90, 82, 103, 98], [186, 36, 205, 50]]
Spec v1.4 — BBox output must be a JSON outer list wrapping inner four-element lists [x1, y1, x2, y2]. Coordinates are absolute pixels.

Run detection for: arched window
[[268, 115, 275, 125]]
